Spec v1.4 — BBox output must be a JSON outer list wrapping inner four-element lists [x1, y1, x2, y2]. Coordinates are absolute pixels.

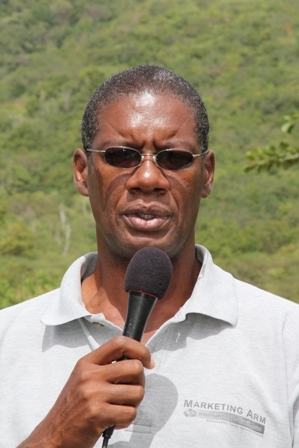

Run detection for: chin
[[118, 240, 184, 262]]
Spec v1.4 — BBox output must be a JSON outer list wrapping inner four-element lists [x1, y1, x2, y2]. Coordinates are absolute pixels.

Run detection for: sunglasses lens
[[104, 147, 195, 170], [157, 150, 193, 170], [105, 148, 140, 168]]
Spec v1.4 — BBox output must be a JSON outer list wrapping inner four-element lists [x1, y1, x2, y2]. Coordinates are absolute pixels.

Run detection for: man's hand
[[18, 336, 154, 448]]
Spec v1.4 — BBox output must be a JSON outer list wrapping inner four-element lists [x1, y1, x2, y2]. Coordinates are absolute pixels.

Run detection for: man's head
[[81, 65, 209, 154], [74, 66, 214, 262]]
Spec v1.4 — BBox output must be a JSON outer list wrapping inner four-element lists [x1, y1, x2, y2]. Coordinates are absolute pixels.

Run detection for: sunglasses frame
[[86, 146, 207, 171]]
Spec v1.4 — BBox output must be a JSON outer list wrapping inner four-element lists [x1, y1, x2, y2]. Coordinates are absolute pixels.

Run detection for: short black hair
[[81, 65, 209, 153]]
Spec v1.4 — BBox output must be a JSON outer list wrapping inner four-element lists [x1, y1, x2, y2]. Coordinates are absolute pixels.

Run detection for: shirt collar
[[178, 245, 238, 326], [41, 253, 97, 326], [41, 246, 238, 327]]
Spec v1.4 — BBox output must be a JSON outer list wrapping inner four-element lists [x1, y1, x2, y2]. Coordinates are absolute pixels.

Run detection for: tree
[[245, 112, 299, 171]]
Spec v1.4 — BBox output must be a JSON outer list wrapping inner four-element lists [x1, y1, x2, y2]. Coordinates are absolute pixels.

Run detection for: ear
[[201, 150, 215, 198], [73, 148, 89, 197]]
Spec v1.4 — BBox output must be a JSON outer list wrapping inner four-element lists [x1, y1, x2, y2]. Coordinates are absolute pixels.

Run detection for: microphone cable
[[102, 425, 114, 448]]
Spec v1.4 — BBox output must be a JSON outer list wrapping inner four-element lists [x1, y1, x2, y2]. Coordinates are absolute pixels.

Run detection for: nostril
[[125, 161, 170, 194]]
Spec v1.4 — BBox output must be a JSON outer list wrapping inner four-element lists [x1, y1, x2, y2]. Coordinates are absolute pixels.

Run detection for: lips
[[123, 205, 170, 231], [136, 213, 155, 220]]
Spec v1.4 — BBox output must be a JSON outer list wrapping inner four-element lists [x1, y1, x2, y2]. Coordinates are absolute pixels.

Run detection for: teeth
[[138, 213, 155, 220]]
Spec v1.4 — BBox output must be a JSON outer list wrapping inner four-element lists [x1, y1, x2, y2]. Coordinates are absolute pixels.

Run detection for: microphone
[[102, 247, 173, 447], [123, 246, 173, 340]]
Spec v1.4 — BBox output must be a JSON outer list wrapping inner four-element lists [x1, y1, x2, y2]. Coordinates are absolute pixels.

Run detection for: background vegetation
[[0, 0, 298, 308], [246, 112, 299, 170]]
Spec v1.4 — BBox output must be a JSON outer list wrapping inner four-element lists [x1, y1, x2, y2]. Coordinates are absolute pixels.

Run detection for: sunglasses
[[86, 146, 206, 171]]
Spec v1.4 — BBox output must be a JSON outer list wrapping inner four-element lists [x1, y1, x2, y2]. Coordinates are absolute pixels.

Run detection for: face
[[74, 92, 214, 261]]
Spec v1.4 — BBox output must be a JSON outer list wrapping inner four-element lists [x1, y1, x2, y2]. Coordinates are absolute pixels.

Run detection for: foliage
[[0, 0, 298, 308], [245, 113, 299, 171]]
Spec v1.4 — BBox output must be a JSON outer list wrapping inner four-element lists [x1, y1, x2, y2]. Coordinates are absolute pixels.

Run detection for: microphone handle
[[102, 291, 157, 447], [122, 291, 157, 341]]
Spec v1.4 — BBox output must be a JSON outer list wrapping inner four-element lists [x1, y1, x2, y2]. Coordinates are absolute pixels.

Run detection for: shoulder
[[0, 289, 59, 338], [234, 280, 299, 345], [197, 244, 299, 331], [234, 276, 299, 317]]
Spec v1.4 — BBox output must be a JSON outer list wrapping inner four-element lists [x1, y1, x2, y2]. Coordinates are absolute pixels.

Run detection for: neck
[[81, 245, 201, 339]]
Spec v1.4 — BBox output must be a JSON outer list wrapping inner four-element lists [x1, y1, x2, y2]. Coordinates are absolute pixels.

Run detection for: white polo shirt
[[0, 246, 299, 447]]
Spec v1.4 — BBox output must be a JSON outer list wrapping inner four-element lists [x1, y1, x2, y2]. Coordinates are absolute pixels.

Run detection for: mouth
[[123, 207, 170, 231], [135, 212, 156, 220]]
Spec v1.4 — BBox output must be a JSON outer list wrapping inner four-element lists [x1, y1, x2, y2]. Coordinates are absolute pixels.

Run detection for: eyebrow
[[93, 139, 198, 152]]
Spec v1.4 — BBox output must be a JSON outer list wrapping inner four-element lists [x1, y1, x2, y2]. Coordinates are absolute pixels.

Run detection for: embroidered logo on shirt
[[183, 400, 266, 435]]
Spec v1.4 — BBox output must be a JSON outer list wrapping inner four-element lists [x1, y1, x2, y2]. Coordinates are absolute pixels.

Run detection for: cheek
[[87, 169, 109, 224], [172, 178, 202, 228], [179, 173, 202, 203], [87, 165, 122, 212]]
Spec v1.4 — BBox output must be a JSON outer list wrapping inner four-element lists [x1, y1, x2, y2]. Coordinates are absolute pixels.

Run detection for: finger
[[101, 403, 138, 430], [99, 383, 145, 407], [100, 358, 145, 385], [83, 335, 154, 369]]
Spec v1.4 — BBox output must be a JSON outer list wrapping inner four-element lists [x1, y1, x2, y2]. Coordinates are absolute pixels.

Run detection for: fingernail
[[150, 357, 156, 369]]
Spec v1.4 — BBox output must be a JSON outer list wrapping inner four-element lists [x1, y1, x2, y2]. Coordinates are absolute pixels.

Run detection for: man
[[0, 65, 298, 448]]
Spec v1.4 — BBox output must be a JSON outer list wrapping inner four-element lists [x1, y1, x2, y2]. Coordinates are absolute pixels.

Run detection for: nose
[[125, 156, 170, 194]]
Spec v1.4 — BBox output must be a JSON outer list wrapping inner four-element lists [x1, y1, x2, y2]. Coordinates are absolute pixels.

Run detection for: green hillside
[[0, 0, 298, 308]]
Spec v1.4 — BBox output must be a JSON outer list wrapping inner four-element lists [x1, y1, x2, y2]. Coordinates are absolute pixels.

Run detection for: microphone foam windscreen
[[124, 247, 173, 300]]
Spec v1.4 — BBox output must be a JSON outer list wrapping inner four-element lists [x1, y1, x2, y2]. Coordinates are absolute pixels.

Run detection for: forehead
[[99, 91, 195, 120], [94, 92, 197, 145]]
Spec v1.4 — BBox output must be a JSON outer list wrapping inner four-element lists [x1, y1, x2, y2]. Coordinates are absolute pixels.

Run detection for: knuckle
[[122, 406, 137, 423], [88, 401, 101, 419], [74, 357, 85, 372], [129, 359, 143, 375], [76, 366, 94, 385], [88, 400, 106, 421], [134, 384, 145, 401], [113, 335, 129, 350], [71, 362, 101, 391], [129, 407, 138, 421]]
